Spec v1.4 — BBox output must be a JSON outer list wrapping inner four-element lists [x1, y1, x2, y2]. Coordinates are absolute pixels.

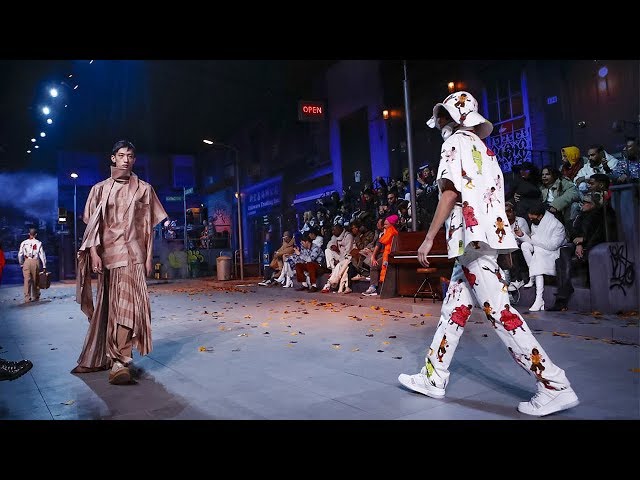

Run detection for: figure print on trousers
[[437, 334, 449, 362], [482, 264, 510, 292], [499, 304, 526, 335], [448, 304, 473, 331], [482, 301, 499, 329]]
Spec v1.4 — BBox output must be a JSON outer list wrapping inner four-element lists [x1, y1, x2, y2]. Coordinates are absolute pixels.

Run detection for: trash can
[[216, 256, 232, 281]]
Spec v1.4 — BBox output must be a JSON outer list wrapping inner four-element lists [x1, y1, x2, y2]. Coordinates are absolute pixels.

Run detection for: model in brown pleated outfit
[[71, 140, 168, 385]]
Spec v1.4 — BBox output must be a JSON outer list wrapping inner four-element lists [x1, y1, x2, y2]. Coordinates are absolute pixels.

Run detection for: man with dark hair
[[612, 136, 639, 184], [398, 91, 579, 417], [71, 140, 168, 385], [18, 227, 47, 303], [549, 192, 617, 311]]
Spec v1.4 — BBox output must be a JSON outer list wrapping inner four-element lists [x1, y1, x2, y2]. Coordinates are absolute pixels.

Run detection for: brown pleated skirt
[[106, 263, 152, 362]]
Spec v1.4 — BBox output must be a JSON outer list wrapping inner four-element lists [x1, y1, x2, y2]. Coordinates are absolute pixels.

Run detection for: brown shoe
[[71, 365, 109, 374], [108, 363, 131, 385]]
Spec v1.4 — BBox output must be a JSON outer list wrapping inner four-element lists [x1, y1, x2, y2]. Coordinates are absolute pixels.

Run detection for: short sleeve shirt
[[436, 130, 518, 258]]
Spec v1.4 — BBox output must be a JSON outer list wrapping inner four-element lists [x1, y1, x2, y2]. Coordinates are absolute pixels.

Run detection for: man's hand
[[417, 236, 434, 267], [573, 237, 584, 246], [90, 250, 103, 275], [575, 245, 585, 259]]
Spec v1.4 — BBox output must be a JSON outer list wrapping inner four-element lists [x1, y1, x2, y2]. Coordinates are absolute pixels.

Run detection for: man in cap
[[18, 227, 47, 303], [397, 91, 579, 417]]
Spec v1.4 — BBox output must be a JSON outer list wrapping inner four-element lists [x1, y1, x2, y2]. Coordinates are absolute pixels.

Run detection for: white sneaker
[[398, 366, 445, 399], [352, 274, 364, 281], [361, 286, 378, 296], [517, 386, 579, 417], [340, 287, 352, 294], [523, 278, 534, 288], [508, 280, 524, 292]]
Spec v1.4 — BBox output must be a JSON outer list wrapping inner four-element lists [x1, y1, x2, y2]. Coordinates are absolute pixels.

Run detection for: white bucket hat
[[426, 91, 493, 139]]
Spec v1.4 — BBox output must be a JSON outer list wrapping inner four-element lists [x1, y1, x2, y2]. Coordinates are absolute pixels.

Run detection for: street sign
[[184, 187, 194, 195]]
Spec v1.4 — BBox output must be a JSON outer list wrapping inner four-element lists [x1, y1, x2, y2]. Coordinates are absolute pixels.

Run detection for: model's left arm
[[147, 186, 168, 276], [39, 243, 47, 269]]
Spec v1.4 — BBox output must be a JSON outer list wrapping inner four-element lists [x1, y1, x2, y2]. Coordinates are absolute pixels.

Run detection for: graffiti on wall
[[609, 243, 635, 295]]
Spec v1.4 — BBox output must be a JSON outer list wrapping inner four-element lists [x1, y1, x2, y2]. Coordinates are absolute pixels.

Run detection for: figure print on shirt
[[483, 186, 500, 213], [482, 301, 498, 329], [461, 166, 475, 189], [448, 212, 463, 240], [462, 201, 478, 232], [448, 304, 473, 330], [482, 264, 510, 291], [472, 144, 483, 174], [494, 217, 506, 243], [499, 304, 526, 335]]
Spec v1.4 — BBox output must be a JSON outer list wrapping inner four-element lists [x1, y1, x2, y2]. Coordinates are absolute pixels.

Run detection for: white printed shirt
[[18, 238, 47, 268]]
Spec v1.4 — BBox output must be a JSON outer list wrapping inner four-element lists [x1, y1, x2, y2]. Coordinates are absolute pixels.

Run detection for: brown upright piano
[[379, 228, 453, 299]]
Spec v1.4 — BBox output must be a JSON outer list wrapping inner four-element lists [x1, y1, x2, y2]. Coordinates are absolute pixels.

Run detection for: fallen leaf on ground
[[552, 332, 571, 337], [388, 335, 397, 338], [352, 348, 360, 352], [383, 341, 390, 345]]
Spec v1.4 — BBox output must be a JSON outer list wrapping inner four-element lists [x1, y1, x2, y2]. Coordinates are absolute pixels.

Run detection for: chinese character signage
[[245, 176, 282, 217]]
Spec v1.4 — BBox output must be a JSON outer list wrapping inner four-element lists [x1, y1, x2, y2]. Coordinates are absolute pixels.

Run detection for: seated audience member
[[517, 202, 567, 311], [574, 144, 618, 194], [549, 192, 617, 311], [508, 162, 542, 219], [362, 214, 399, 297], [324, 223, 354, 271], [611, 136, 640, 184], [559, 146, 583, 182], [307, 226, 324, 249], [504, 201, 531, 291], [293, 235, 326, 292], [258, 231, 295, 286], [540, 164, 580, 225]]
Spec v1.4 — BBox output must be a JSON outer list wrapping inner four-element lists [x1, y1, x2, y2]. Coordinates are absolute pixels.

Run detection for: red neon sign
[[298, 100, 325, 122]]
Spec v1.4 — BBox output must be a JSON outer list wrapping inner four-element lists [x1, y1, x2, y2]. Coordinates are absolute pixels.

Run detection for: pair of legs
[[294, 262, 323, 291], [520, 242, 555, 311], [398, 249, 579, 416], [22, 257, 40, 302], [549, 244, 579, 310]]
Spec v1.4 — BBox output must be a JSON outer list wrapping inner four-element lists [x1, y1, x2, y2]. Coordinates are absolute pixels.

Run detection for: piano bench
[[414, 267, 438, 303]]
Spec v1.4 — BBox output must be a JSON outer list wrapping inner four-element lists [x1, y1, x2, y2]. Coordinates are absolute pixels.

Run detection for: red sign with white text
[[298, 100, 325, 122]]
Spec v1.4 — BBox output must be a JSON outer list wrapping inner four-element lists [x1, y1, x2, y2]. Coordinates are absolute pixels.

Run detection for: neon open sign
[[298, 100, 325, 122]]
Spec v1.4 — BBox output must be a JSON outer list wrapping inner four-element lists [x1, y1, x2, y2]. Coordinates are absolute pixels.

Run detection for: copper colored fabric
[[74, 171, 167, 370]]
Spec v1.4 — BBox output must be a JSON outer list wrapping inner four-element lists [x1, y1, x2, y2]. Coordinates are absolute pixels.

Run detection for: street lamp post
[[70, 172, 79, 266], [203, 139, 244, 280]]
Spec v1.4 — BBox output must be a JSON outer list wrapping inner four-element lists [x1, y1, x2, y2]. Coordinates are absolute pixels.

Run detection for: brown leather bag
[[38, 270, 51, 289]]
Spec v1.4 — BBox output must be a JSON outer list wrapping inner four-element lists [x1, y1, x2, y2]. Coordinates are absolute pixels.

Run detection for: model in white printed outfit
[[397, 91, 579, 417]]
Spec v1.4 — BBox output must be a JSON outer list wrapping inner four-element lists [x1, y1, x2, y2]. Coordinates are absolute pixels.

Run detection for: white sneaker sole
[[398, 374, 445, 399], [517, 391, 580, 417]]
